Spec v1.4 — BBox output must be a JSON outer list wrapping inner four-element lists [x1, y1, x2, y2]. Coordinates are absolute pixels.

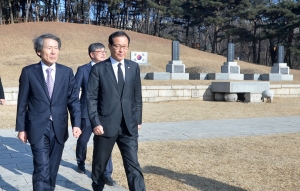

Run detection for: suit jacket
[[0, 77, 4, 99], [75, 62, 92, 119], [15, 62, 81, 145], [87, 58, 142, 137]]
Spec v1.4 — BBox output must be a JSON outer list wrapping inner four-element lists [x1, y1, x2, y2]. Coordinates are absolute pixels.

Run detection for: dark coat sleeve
[[0, 77, 4, 99]]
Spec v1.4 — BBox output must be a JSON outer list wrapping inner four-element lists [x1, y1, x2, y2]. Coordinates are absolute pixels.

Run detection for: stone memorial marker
[[165, 41, 189, 79], [221, 43, 241, 75], [261, 45, 293, 81], [277, 45, 284, 64], [172, 41, 180, 60], [227, 43, 234, 62]]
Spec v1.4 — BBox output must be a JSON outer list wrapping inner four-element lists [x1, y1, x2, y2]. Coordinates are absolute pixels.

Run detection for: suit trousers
[[30, 120, 64, 191], [91, 118, 146, 191], [76, 118, 113, 177]]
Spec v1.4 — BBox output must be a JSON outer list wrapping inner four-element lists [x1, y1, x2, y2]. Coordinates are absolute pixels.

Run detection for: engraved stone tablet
[[174, 65, 184, 73], [230, 66, 239, 73], [172, 41, 180, 60], [191, 90, 199, 98], [277, 45, 284, 63], [280, 68, 288, 74], [227, 43, 235, 62]]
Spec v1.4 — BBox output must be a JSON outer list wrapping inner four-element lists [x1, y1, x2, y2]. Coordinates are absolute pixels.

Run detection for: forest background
[[0, 0, 300, 68]]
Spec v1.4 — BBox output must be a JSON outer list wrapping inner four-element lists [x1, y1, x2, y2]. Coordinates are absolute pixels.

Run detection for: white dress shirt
[[41, 61, 56, 84], [110, 57, 125, 82]]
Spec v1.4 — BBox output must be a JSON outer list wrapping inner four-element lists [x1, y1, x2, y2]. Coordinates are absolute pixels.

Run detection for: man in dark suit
[[75, 43, 116, 186], [87, 31, 146, 191], [0, 77, 5, 105], [16, 33, 82, 191]]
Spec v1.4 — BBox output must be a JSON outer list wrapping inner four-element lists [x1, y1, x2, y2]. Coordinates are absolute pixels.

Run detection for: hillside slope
[[0, 22, 299, 86]]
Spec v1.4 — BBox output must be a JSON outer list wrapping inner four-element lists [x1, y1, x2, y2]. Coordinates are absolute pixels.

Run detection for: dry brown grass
[[1, 22, 300, 191], [108, 133, 300, 191], [1, 22, 300, 87]]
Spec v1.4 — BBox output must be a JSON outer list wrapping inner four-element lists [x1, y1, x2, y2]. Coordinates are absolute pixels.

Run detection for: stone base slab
[[170, 73, 189, 80], [211, 81, 270, 93], [260, 74, 293, 81], [221, 62, 240, 73], [147, 72, 170, 80], [166, 62, 185, 73], [244, 93, 262, 102], [207, 73, 244, 80], [271, 63, 290, 74], [140, 72, 148, 79], [244, 74, 261, 80], [189, 73, 208, 80]]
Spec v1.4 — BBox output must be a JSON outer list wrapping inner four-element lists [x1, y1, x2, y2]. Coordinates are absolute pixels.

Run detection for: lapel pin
[[128, 67, 130, 68]]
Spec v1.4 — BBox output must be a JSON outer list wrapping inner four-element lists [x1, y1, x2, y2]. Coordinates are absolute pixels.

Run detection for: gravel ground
[[2, 96, 300, 191]]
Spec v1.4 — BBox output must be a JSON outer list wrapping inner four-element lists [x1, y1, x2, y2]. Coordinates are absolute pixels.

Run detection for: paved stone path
[[1, 116, 300, 190]]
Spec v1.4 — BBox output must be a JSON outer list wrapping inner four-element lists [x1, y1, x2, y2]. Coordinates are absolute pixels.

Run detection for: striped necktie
[[46, 68, 54, 98]]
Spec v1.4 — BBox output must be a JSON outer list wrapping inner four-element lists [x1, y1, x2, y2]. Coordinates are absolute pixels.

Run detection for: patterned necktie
[[118, 63, 124, 94], [46, 68, 54, 98]]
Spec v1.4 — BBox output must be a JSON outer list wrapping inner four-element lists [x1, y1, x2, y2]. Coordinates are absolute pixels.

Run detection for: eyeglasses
[[93, 51, 107, 54], [112, 45, 128, 50]]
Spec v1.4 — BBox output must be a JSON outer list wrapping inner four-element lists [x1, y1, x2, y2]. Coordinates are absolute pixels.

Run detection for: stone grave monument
[[166, 41, 189, 80], [260, 45, 293, 81], [207, 43, 244, 80], [147, 41, 188, 80]]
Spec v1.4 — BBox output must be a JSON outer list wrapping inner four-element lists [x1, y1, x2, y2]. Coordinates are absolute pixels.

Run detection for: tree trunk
[[211, 26, 218, 54], [285, 28, 294, 68], [56, 0, 60, 21], [146, 8, 150, 34], [88, 0, 91, 24], [252, 22, 257, 63], [185, 16, 190, 46], [0, 1, 3, 25], [25, 0, 31, 23], [9, 0, 14, 24], [269, 40, 276, 66], [257, 39, 261, 64], [154, 10, 159, 36]]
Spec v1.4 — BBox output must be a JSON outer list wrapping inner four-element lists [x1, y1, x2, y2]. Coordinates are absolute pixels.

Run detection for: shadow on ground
[[0, 135, 88, 190], [143, 165, 247, 191]]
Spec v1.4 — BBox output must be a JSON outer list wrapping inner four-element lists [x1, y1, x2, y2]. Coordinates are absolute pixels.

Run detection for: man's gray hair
[[33, 34, 61, 57]]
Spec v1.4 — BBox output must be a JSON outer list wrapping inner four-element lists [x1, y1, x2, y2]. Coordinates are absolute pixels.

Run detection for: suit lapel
[[124, 60, 131, 91], [86, 62, 92, 74], [105, 60, 119, 92], [33, 62, 51, 100], [52, 63, 63, 101]]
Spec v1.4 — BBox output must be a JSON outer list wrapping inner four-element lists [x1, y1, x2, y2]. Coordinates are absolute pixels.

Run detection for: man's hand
[[18, 131, 27, 143], [138, 124, 142, 130], [0, 99, 5, 105], [93, 125, 104, 135], [72, 127, 82, 138]]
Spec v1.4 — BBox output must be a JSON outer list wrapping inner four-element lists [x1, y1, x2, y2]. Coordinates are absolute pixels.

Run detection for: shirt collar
[[90, 61, 96, 66], [41, 61, 56, 71], [110, 57, 124, 66]]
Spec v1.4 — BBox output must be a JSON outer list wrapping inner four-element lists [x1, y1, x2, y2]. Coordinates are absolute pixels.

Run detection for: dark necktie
[[46, 68, 54, 98], [118, 63, 124, 94]]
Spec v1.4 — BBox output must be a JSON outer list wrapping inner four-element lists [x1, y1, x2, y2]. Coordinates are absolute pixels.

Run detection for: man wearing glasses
[[74, 43, 116, 186], [87, 31, 145, 190]]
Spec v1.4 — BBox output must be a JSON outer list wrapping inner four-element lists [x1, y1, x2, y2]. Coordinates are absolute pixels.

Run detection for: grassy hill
[[0, 22, 299, 87]]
